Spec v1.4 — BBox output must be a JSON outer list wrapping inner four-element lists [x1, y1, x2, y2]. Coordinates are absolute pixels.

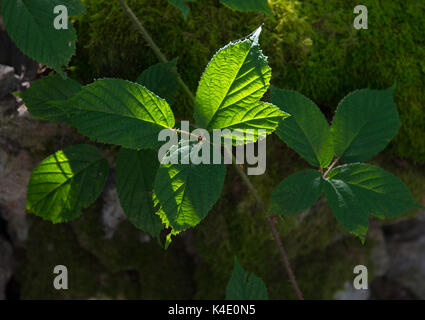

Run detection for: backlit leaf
[[26, 144, 109, 223]]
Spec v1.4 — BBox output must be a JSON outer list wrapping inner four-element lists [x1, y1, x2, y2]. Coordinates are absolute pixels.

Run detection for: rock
[[334, 281, 370, 300], [102, 184, 125, 239], [382, 212, 425, 298], [0, 150, 32, 244], [0, 31, 38, 80], [0, 64, 19, 99], [0, 236, 14, 300]]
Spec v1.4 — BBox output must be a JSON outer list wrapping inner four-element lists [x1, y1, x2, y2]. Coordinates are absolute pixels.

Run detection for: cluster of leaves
[[269, 85, 424, 240], [168, 0, 272, 19], [20, 27, 287, 248]]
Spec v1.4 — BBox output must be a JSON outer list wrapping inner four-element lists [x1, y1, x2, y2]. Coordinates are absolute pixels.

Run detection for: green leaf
[[15, 74, 81, 123], [116, 148, 163, 238], [270, 170, 323, 216], [324, 163, 422, 239], [271, 87, 333, 168], [56, 79, 175, 150], [153, 142, 226, 231], [26, 144, 109, 223], [168, 0, 196, 19], [220, 0, 272, 16], [331, 85, 400, 163], [226, 257, 268, 300], [0, 0, 86, 77], [194, 27, 288, 144], [136, 59, 179, 105]]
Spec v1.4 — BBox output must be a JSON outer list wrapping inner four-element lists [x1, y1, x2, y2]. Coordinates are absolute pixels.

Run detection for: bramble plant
[[1, 0, 423, 300], [269, 86, 424, 241]]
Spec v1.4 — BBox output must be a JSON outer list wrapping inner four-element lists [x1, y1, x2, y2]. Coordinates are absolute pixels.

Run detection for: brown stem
[[267, 216, 304, 300], [323, 157, 340, 178], [118, 0, 304, 300], [225, 148, 304, 300]]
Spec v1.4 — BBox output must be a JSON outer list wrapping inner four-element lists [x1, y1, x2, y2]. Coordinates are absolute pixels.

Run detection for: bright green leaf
[[324, 163, 422, 239], [331, 85, 400, 163], [15, 74, 81, 123], [116, 148, 163, 238], [1, 0, 86, 77], [56, 79, 175, 150], [194, 27, 287, 144], [26, 144, 109, 223], [226, 257, 268, 300], [136, 59, 179, 105], [168, 0, 196, 19], [153, 142, 226, 231], [271, 87, 333, 168], [220, 0, 272, 16], [270, 170, 323, 216]]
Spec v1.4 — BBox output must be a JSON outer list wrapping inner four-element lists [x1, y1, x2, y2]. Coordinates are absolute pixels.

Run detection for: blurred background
[[1, 0, 425, 299]]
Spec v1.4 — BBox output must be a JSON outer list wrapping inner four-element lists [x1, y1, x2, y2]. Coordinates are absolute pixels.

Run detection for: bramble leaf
[[270, 170, 323, 216], [15, 74, 81, 123], [271, 87, 333, 168], [195, 27, 288, 144], [226, 257, 268, 300], [153, 142, 226, 231], [220, 0, 272, 16], [116, 148, 163, 238], [26, 144, 109, 223], [324, 163, 423, 239], [0, 0, 86, 77], [136, 59, 180, 105], [56, 79, 175, 150], [168, 0, 196, 19], [331, 85, 400, 163]]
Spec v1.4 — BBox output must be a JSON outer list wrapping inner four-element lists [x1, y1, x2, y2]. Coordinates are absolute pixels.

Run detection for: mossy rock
[[18, 203, 196, 299], [17, 215, 141, 299], [69, 202, 196, 299]]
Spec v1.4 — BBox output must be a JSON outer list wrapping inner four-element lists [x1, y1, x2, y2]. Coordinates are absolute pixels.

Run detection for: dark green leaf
[[1, 0, 86, 77], [116, 148, 163, 238], [226, 257, 268, 300], [220, 0, 272, 16], [168, 0, 196, 19], [270, 170, 323, 216], [324, 163, 422, 239], [271, 87, 333, 168], [15, 74, 81, 123], [331, 85, 400, 163], [136, 59, 180, 106]]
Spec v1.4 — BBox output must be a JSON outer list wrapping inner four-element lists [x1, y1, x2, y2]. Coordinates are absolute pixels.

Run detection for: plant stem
[[323, 157, 340, 178], [118, 0, 304, 300], [226, 149, 304, 300], [116, 0, 195, 103]]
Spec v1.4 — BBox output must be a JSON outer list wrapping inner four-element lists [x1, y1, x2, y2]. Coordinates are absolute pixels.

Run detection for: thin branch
[[117, 0, 304, 300], [224, 148, 304, 300], [116, 0, 195, 103]]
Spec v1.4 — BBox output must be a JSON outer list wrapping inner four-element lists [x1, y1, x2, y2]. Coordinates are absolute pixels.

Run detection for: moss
[[73, 0, 425, 162], [18, 215, 141, 299], [69, 202, 196, 299]]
